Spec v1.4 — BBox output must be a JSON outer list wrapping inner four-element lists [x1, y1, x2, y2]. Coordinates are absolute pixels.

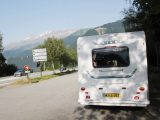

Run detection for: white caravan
[[77, 31, 149, 107]]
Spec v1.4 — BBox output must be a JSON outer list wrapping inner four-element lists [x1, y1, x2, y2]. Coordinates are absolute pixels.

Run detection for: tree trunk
[[43, 62, 46, 71], [155, 42, 160, 71], [52, 61, 55, 74]]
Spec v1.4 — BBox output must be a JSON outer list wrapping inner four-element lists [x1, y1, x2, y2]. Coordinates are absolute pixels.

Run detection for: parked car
[[60, 67, 67, 72], [14, 69, 26, 77]]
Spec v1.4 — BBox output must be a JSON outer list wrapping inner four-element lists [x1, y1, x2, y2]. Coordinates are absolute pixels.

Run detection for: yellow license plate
[[103, 93, 120, 98]]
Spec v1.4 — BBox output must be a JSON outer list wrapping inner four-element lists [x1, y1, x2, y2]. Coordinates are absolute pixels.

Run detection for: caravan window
[[92, 46, 130, 68]]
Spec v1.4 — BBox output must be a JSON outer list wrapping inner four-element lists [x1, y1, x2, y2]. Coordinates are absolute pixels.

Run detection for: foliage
[[0, 53, 6, 76], [123, 7, 142, 32], [0, 62, 17, 77], [0, 53, 6, 66], [0, 50, 17, 76], [123, 0, 160, 68], [35, 37, 77, 70], [44, 38, 66, 63], [0, 33, 3, 52], [6, 64, 17, 75], [0, 34, 18, 77], [60, 47, 77, 67]]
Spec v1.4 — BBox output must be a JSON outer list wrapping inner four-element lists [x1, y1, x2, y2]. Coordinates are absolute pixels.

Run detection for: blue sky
[[0, 0, 130, 46]]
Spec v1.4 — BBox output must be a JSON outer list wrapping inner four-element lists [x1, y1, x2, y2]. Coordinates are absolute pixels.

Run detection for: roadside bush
[[5, 64, 17, 75], [0, 64, 17, 77], [0, 53, 17, 76], [0, 64, 7, 76]]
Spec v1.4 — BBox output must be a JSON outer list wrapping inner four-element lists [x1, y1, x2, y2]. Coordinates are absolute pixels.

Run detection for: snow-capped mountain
[[4, 29, 77, 51], [3, 20, 126, 69]]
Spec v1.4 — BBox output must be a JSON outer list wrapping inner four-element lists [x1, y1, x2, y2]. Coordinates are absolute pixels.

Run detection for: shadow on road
[[74, 98, 160, 120], [74, 70, 160, 120], [74, 106, 150, 120]]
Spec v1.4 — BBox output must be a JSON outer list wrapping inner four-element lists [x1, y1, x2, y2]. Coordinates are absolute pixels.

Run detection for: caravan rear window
[[92, 46, 130, 68]]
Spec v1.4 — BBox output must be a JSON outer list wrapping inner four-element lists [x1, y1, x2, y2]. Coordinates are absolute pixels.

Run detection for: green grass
[[31, 74, 58, 83], [11, 70, 77, 86]]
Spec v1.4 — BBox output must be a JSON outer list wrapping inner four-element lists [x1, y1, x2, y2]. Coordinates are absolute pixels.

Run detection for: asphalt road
[[0, 72, 159, 120]]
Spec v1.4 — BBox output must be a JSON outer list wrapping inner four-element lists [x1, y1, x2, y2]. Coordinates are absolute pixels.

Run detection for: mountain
[[3, 29, 78, 69], [64, 20, 125, 48], [3, 29, 77, 58], [4, 20, 126, 68], [97, 20, 125, 33]]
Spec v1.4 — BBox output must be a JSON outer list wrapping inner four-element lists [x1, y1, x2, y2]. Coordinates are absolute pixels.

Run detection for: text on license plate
[[103, 93, 120, 97]]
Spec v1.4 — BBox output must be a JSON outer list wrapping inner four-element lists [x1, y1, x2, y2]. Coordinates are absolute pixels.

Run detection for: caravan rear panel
[[77, 31, 149, 107]]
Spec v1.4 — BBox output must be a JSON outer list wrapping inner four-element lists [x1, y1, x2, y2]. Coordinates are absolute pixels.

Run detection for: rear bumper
[[78, 100, 150, 107]]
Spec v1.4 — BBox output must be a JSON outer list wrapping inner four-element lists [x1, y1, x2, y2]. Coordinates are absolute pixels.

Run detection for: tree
[[35, 37, 77, 70], [0, 53, 6, 66], [44, 38, 66, 69], [35, 37, 76, 70], [0, 33, 5, 70], [123, 0, 160, 69], [0, 33, 3, 53], [60, 48, 77, 68], [0, 33, 17, 76], [67, 48, 77, 69]]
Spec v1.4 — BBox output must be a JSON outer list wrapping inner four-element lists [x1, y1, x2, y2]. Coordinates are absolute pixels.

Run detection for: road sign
[[24, 65, 30, 71], [32, 48, 47, 62], [25, 70, 30, 74], [32, 52, 47, 56], [32, 48, 46, 53], [33, 56, 47, 61]]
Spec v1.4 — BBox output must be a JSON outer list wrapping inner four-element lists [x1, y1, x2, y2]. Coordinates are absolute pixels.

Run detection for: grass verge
[[11, 70, 77, 86]]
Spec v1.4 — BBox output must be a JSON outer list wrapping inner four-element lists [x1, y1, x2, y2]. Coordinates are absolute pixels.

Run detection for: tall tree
[[0, 33, 3, 53], [35, 37, 67, 69], [0, 33, 4, 67], [0, 34, 17, 76], [35, 37, 77, 70], [44, 38, 66, 64], [0, 53, 6, 67], [123, 0, 160, 68], [60, 48, 77, 68]]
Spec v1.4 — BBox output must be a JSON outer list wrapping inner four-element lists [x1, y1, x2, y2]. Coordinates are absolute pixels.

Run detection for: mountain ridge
[[4, 20, 126, 68], [64, 20, 125, 48], [4, 29, 77, 51]]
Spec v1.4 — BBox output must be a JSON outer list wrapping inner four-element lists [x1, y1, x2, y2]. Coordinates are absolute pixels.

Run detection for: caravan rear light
[[85, 92, 88, 94], [134, 96, 140, 100], [86, 96, 90, 99], [139, 87, 145, 91], [81, 87, 85, 91]]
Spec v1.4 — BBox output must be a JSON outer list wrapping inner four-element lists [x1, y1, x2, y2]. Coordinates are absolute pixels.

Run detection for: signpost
[[23, 65, 31, 82], [24, 65, 30, 71], [32, 48, 47, 62], [32, 48, 47, 78]]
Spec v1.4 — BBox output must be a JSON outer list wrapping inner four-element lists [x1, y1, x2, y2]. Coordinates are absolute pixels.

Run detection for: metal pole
[[40, 62, 42, 78], [52, 61, 55, 74], [43, 62, 46, 71], [27, 73, 31, 83]]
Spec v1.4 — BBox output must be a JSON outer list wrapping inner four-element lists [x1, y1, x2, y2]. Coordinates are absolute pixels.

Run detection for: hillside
[[4, 20, 126, 68], [3, 29, 77, 58], [64, 20, 125, 48]]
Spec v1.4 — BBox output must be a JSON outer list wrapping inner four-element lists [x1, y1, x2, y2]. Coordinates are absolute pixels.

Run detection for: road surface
[[0, 72, 159, 120]]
